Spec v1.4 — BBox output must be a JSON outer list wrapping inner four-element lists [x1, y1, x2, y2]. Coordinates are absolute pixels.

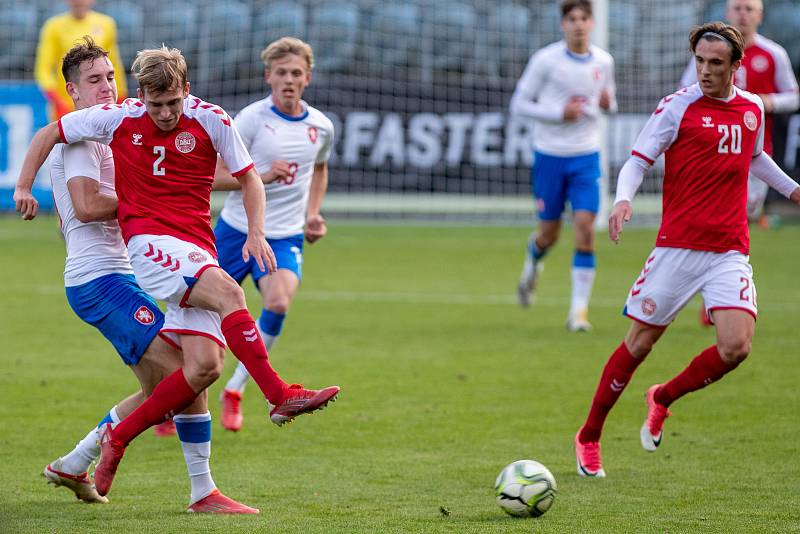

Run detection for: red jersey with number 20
[[58, 95, 255, 255], [630, 84, 764, 255]]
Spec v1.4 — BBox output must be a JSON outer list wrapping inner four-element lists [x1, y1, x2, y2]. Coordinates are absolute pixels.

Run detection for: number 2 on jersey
[[717, 124, 742, 154], [152, 146, 166, 176]]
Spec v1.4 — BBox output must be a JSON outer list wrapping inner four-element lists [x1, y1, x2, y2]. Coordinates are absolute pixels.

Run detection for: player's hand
[[242, 232, 277, 274], [13, 187, 38, 220], [608, 200, 632, 244], [261, 160, 292, 184], [759, 94, 774, 113], [563, 96, 585, 121], [790, 186, 800, 206], [599, 89, 612, 111], [304, 213, 327, 243]]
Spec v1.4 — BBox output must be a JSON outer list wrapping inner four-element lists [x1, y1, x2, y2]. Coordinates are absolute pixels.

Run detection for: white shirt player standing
[[679, 0, 799, 223], [573, 23, 800, 479], [214, 37, 335, 432], [510, 0, 616, 332]]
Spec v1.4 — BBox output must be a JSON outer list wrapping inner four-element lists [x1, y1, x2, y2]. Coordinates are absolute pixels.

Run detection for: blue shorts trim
[[215, 218, 304, 288], [65, 273, 164, 366], [532, 151, 601, 221]]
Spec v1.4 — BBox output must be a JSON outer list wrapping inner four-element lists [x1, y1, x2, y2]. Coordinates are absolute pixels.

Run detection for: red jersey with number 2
[[630, 84, 764, 255], [58, 96, 255, 256]]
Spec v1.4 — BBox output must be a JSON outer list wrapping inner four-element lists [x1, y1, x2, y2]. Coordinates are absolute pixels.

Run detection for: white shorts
[[128, 234, 225, 347], [624, 247, 757, 327]]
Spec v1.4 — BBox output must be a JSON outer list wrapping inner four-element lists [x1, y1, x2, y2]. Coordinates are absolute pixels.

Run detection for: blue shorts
[[532, 151, 601, 221], [65, 273, 164, 366], [215, 217, 304, 287]]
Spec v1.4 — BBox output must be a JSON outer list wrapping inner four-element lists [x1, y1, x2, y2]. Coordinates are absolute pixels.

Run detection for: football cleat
[[566, 309, 593, 332], [641, 384, 671, 452], [43, 459, 108, 504], [517, 255, 543, 308], [220, 389, 244, 432], [187, 489, 259, 514], [269, 384, 340, 426], [93, 423, 126, 496], [153, 418, 177, 437], [575, 432, 606, 478]]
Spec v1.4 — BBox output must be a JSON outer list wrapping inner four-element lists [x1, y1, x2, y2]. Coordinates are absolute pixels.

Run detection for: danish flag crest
[[134, 306, 155, 325], [308, 126, 318, 143], [642, 298, 657, 316], [743, 110, 757, 132], [188, 251, 207, 263]]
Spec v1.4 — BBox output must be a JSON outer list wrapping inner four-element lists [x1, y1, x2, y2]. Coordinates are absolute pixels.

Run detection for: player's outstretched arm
[[14, 122, 61, 220], [237, 167, 276, 273], [305, 163, 328, 244], [749, 151, 800, 205]]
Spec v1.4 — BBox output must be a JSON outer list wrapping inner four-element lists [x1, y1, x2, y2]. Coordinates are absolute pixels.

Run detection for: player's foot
[[575, 432, 605, 477], [517, 258, 543, 308], [43, 459, 108, 503], [269, 384, 340, 426], [566, 309, 592, 332], [641, 384, 671, 452], [153, 418, 177, 437], [187, 489, 260, 514], [220, 389, 244, 432], [93, 423, 126, 496], [698, 305, 712, 328]]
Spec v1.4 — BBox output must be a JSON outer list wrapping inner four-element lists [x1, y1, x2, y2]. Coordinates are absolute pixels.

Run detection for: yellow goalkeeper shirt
[[34, 10, 128, 120]]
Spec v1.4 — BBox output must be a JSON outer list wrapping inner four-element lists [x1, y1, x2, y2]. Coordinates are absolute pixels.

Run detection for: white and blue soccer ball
[[495, 459, 557, 518]]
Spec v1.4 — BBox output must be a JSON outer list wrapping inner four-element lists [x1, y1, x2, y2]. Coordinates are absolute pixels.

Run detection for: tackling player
[[574, 22, 800, 478], [680, 0, 799, 226], [15, 37, 256, 512], [16, 45, 340, 498], [510, 0, 617, 332], [213, 37, 334, 432]]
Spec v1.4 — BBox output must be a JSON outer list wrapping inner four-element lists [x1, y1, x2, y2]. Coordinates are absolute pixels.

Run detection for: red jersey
[[681, 34, 799, 154], [631, 84, 764, 255], [58, 95, 254, 255]]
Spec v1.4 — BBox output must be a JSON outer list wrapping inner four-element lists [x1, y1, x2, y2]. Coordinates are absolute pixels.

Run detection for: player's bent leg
[[518, 222, 559, 308]]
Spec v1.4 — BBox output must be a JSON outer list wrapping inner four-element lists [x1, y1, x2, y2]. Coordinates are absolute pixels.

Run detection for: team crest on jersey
[[188, 251, 207, 263], [132, 133, 143, 145], [308, 126, 318, 143], [641, 298, 657, 317], [175, 131, 196, 153], [134, 306, 155, 325], [743, 110, 758, 131], [751, 54, 769, 73]]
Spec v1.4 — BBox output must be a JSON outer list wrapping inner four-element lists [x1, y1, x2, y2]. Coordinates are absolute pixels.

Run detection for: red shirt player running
[[573, 22, 800, 478], [16, 46, 340, 499]]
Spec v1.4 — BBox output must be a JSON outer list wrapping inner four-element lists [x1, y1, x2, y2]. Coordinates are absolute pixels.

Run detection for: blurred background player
[[680, 0, 799, 228], [574, 22, 800, 478], [214, 37, 334, 432], [17, 45, 340, 498], [35, 0, 127, 121], [510, 0, 616, 332], [15, 37, 257, 513]]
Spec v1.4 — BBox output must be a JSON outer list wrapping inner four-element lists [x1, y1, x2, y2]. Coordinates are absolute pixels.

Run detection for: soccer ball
[[494, 460, 557, 518]]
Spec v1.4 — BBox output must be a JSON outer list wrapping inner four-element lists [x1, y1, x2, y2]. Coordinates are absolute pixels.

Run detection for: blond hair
[[131, 46, 188, 94], [260, 37, 314, 71]]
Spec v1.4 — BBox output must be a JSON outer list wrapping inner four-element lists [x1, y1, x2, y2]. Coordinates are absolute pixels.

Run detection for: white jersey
[[510, 41, 616, 156], [50, 141, 133, 286], [220, 95, 334, 238]]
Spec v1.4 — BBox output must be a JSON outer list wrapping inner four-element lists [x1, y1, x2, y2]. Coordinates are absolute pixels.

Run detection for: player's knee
[[216, 275, 247, 310], [266, 299, 290, 315], [190, 357, 223, 385], [717, 338, 751, 365]]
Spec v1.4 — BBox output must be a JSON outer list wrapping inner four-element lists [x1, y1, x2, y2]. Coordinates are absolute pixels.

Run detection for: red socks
[[221, 309, 288, 405], [579, 342, 644, 443], [112, 369, 197, 445], [655, 346, 738, 407]]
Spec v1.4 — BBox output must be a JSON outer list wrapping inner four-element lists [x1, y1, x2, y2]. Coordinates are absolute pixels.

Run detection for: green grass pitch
[[1, 216, 798, 533]]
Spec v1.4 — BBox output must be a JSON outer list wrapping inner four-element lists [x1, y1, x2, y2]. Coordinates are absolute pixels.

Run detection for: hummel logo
[[132, 133, 143, 145], [243, 327, 258, 342], [610, 378, 626, 392], [702, 116, 714, 128]]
